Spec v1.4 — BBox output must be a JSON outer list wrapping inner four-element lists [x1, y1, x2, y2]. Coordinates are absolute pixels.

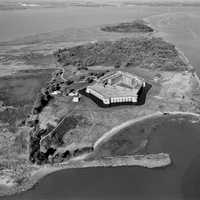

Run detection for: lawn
[[0, 68, 55, 132], [0, 69, 54, 106]]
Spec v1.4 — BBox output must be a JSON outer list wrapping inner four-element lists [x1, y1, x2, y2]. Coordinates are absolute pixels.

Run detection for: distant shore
[[1, 0, 200, 12]]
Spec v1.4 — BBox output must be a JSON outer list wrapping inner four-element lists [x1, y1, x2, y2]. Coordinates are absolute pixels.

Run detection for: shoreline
[[31, 152, 171, 183], [0, 110, 199, 197]]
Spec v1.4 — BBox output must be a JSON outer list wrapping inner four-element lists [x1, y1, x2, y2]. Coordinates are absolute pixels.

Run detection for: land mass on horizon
[[1, 0, 200, 11]]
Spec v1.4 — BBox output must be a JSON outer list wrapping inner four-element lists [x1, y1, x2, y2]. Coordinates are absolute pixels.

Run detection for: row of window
[[87, 87, 138, 104]]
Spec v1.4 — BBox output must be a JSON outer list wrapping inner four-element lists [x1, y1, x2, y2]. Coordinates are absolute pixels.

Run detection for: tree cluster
[[54, 37, 187, 71], [101, 20, 154, 33]]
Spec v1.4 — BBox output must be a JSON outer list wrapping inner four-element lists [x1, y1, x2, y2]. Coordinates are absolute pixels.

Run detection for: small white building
[[72, 96, 80, 103], [69, 92, 78, 97], [50, 91, 61, 96]]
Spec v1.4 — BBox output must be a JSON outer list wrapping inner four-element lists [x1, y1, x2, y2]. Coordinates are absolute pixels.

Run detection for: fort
[[86, 71, 146, 105]]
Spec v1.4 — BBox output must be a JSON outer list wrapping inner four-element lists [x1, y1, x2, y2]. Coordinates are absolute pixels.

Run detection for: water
[[0, 6, 165, 42], [0, 6, 199, 42], [3, 116, 200, 200]]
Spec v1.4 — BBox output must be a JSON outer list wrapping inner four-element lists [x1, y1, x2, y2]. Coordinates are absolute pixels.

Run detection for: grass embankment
[[32, 114, 93, 164]]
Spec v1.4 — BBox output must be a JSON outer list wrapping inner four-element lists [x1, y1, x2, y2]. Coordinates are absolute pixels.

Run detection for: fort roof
[[87, 71, 144, 99], [88, 84, 139, 98]]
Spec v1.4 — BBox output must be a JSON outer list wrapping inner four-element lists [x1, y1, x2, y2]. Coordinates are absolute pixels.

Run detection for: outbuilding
[[72, 96, 80, 103], [50, 91, 61, 96]]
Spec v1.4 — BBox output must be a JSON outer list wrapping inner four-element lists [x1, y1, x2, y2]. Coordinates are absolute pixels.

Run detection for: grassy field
[[0, 68, 55, 132], [0, 69, 54, 106]]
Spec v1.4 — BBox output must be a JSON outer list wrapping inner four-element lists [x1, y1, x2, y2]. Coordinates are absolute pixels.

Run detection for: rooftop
[[87, 71, 144, 99]]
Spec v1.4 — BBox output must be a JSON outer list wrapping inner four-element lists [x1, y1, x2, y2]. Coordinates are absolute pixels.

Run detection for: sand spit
[[0, 153, 170, 197], [56, 153, 171, 169]]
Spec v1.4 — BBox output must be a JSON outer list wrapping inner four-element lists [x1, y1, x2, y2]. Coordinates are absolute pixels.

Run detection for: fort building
[[86, 71, 145, 105]]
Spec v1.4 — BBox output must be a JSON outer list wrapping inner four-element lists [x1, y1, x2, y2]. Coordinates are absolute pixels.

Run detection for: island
[[100, 20, 154, 33], [0, 20, 200, 197]]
